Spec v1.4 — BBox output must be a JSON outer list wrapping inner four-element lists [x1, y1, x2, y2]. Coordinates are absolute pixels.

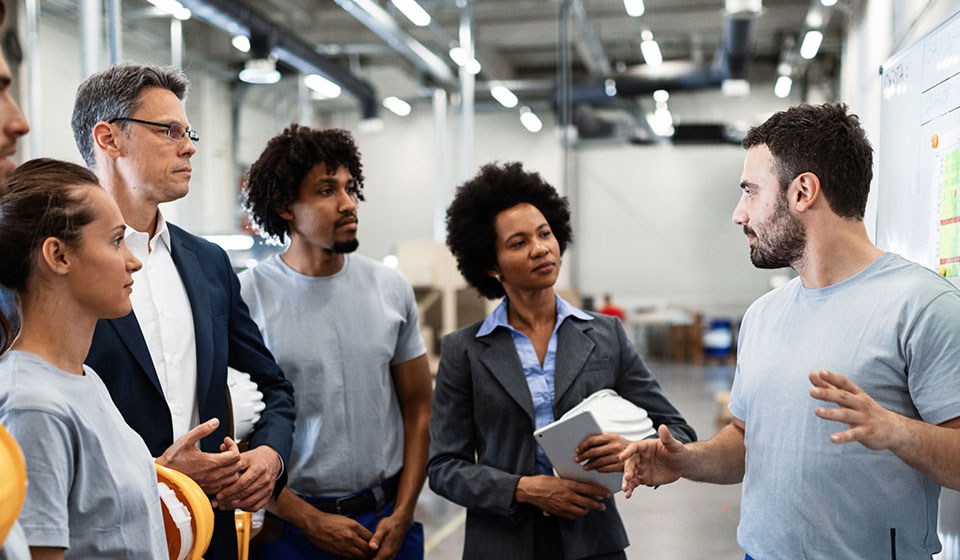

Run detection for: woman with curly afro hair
[[427, 162, 694, 560]]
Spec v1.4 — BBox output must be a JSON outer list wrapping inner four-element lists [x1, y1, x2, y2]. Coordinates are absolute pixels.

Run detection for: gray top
[[730, 253, 960, 559], [0, 521, 30, 560], [0, 351, 168, 559], [240, 253, 426, 496]]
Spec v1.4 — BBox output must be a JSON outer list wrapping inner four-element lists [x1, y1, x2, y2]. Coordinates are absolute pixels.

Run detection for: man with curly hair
[[621, 103, 960, 559], [240, 125, 431, 560]]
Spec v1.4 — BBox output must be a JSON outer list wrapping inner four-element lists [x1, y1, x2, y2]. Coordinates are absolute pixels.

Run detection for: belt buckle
[[334, 495, 352, 515]]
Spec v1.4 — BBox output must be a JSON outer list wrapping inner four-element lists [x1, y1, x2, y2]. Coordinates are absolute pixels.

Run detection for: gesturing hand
[[156, 418, 242, 496], [514, 475, 611, 519], [575, 433, 630, 473], [619, 424, 686, 498], [303, 511, 375, 559], [809, 369, 906, 450]]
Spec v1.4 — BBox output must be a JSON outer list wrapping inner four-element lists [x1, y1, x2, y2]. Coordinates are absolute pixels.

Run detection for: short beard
[[332, 239, 359, 254], [748, 192, 806, 269]]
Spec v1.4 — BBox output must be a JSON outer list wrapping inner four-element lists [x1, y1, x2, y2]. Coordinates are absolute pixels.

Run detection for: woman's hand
[[514, 475, 611, 519], [574, 433, 630, 472]]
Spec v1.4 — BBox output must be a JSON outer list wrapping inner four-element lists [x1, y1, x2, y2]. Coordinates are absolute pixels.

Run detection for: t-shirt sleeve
[[3, 408, 74, 548], [390, 278, 427, 366], [727, 312, 750, 422], [905, 290, 960, 425]]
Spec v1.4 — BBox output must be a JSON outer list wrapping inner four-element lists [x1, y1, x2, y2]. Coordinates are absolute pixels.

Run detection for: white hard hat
[[560, 389, 656, 440], [226, 368, 265, 443]]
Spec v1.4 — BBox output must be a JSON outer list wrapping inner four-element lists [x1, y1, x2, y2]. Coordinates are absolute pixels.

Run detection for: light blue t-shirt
[[239, 253, 426, 496], [730, 253, 960, 559], [0, 351, 167, 559], [475, 295, 593, 474], [0, 521, 29, 560]]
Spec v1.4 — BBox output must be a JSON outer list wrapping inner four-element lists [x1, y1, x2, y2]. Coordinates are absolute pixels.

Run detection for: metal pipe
[[81, 0, 102, 78], [298, 75, 312, 126], [170, 17, 183, 68], [23, 0, 40, 159], [458, 0, 474, 182], [432, 88, 447, 243], [106, 0, 122, 65]]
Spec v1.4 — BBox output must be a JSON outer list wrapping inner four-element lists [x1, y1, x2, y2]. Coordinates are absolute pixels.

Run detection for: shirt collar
[[476, 293, 592, 338], [124, 210, 171, 253]]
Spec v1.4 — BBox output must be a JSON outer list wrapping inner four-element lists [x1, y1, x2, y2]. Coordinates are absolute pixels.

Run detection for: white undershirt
[[126, 212, 199, 442]]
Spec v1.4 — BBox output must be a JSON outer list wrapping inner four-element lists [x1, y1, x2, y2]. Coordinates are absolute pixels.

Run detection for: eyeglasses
[[109, 117, 200, 143]]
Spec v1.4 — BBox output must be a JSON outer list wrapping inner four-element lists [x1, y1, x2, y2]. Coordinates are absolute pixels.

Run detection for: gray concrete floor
[[416, 361, 744, 560]]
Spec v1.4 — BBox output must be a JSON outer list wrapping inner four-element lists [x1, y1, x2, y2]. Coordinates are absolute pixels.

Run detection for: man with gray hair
[[72, 63, 295, 560]]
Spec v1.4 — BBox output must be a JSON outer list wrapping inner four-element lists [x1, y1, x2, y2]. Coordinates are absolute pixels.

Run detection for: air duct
[[179, 0, 379, 119]]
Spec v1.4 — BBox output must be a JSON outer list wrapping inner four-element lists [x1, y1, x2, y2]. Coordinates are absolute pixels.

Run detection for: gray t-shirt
[[730, 253, 960, 559], [240, 253, 426, 496], [0, 351, 167, 559], [0, 521, 30, 560]]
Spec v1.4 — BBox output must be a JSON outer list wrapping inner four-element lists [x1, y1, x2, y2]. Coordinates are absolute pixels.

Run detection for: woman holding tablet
[[427, 162, 695, 560]]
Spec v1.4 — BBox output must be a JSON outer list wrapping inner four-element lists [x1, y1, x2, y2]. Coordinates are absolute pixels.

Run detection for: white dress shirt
[[126, 212, 199, 442]]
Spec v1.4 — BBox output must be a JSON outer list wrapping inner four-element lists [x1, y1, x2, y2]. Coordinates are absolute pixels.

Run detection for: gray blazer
[[428, 311, 696, 560]]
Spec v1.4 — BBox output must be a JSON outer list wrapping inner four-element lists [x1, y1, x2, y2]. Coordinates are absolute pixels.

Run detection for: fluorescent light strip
[[519, 107, 542, 133], [640, 39, 662, 66], [383, 96, 412, 116], [800, 30, 823, 59], [623, 0, 645, 17], [231, 35, 251, 53], [449, 47, 481, 74], [304, 74, 342, 99], [391, 0, 431, 27], [146, 0, 190, 20], [775, 75, 792, 98], [490, 84, 518, 108]]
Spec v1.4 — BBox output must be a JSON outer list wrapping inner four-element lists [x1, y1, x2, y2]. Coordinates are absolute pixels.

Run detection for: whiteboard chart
[[877, 8, 960, 288]]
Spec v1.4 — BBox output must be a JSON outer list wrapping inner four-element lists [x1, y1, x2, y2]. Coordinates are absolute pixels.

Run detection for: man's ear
[[794, 172, 821, 213], [277, 205, 294, 221], [39, 237, 71, 277], [92, 121, 122, 160]]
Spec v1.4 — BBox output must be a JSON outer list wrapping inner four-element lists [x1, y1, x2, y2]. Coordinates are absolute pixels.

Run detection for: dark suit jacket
[[428, 311, 696, 560], [86, 223, 295, 560]]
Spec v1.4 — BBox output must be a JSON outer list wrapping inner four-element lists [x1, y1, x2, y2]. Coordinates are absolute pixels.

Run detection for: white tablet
[[533, 410, 623, 494]]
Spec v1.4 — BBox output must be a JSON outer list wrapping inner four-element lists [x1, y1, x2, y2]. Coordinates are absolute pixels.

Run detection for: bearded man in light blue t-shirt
[[620, 103, 960, 560], [239, 125, 432, 560]]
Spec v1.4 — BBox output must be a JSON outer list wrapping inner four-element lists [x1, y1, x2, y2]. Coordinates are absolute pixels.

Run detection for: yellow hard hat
[[155, 463, 214, 560], [0, 424, 27, 546]]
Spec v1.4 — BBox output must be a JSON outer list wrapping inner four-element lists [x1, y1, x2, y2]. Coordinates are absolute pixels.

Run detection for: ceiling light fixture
[[653, 89, 669, 103], [774, 75, 792, 98], [146, 0, 190, 20], [623, 0, 645, 17], [383, 96, 412, 116], [490, 84, 519, 108], [231, 35, 251, 53], [239, 58, 281, 84], [304, 74, 342, 99], [820, 0, 837, 6], [800, 30, 823, 59], [391, 0, 432, 27], [519, 106, 543, 133], [640, 31, 663, 66], [449, 46, 481, 74]]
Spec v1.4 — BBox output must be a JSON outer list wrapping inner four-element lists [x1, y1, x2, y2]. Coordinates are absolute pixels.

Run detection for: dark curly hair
[[446, 162, 572, 299], [743, 103, 873, 219], [243, 124, 364, 242]]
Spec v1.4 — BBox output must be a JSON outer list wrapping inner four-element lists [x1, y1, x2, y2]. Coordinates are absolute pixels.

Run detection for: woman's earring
[[495, 273, 503, 282]]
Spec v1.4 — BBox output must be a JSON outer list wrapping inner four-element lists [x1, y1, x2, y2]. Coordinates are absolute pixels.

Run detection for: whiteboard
[[877, 8, 960, 288]]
